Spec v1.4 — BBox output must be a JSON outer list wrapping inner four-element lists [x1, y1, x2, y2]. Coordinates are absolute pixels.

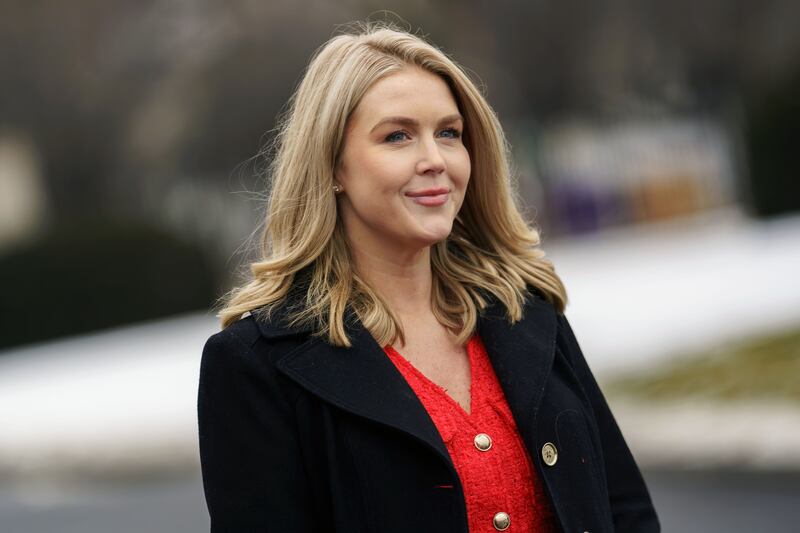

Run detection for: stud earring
[[333, 184, 342, 194]]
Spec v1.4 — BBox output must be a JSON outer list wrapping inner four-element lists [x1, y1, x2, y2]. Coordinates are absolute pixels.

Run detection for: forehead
[[351, 66, 459, 124]]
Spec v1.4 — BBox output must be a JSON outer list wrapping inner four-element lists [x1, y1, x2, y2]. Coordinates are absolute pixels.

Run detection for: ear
[[334, 149, 346, 175], [333, 161, 348, 190]]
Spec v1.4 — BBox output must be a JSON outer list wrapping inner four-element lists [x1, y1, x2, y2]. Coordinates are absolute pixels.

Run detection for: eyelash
[[384, 127, 462, 143]]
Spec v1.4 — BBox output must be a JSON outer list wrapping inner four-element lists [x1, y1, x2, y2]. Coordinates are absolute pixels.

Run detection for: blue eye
[[385, 131, 409, 143], [384, 127, 462, 143], [440, 127, 462, 139]]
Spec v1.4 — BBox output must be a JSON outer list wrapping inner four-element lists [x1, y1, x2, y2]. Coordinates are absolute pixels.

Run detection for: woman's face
[[335, 66, 471, 256]]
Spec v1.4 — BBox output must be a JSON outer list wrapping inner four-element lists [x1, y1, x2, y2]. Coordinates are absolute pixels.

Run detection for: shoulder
[[200, 314, 280, 377], [199, 314, 312, 407], [553, 310, 581, 354], [521, 280, 572, 341], [200, 316, 264, 383], [205, 314, 262, 352], [201, 310, 314, 375], [201, 313, 267, 367]]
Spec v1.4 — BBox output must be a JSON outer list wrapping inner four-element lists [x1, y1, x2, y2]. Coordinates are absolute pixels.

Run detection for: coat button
[[474, 433, 492, 451], [492, 511, 510, 530], [541, 442, 558, 466]]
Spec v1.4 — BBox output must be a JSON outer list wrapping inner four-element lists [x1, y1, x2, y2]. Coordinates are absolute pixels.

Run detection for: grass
[[604, 325, 800, 404]]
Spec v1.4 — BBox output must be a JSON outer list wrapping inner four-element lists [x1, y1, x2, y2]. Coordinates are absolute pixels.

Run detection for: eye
[[440, 127, 462, 139], [384, 130, 410, 143]]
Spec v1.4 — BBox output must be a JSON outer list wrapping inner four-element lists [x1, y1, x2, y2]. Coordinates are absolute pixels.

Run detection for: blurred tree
[[0, 218, 218, 350], [744, 68, 800, 217]]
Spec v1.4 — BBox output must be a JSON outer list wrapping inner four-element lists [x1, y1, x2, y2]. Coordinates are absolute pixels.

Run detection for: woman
[[198, 21, 660, 533]]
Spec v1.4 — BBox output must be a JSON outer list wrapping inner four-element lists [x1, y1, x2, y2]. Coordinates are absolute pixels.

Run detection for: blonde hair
[[218, 20, 568, 347]]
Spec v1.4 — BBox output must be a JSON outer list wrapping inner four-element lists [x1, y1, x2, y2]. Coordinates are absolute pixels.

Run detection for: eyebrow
[[369, 113, 464, 134]]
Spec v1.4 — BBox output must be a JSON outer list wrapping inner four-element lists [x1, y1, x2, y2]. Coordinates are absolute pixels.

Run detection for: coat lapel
[[263, 289, 558, 468], [476, 290, 558, 450], [274, 320, 453, 463]]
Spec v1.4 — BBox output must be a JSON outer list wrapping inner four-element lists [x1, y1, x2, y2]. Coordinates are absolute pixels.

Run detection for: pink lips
[[405, 187, 450, 207]]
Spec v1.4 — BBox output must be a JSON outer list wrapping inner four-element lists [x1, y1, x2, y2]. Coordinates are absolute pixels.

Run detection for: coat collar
[[258, 286, 558, 468]]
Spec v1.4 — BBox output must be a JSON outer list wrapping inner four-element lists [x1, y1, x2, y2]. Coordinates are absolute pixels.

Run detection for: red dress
[[384, 332, 558, 532]]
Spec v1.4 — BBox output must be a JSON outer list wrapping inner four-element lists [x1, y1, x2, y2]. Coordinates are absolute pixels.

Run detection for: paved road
[[646, 468, 800, 532], [1, 469, 798, 532]]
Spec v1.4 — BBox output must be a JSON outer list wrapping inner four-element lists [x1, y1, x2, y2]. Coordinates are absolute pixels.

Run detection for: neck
[[349, 242, 434, 317]]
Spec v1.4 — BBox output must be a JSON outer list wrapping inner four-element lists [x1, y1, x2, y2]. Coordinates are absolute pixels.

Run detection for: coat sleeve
[[556, 312, 661, 533], [197, 327, 321, 532]]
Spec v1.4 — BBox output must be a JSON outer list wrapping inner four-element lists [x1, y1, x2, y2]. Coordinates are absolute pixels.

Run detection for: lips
[[405, 187, 450, 207], [405, 187, 450, 198]]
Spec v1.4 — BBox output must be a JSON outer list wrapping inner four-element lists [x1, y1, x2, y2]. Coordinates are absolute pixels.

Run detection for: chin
[[415, 221, 455, 244]]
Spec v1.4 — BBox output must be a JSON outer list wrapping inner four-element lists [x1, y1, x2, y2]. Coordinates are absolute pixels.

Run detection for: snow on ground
[[612, 399, 800, 470], [0, 313, 218, 477], [547, 206, 800, 377], [0, 206, 798, 476]]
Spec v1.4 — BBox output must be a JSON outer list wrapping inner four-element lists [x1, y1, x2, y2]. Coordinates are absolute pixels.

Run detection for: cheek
[[451, 148, 471, 189], [343, 163, 407, 217], [350, 150, 405, 186]]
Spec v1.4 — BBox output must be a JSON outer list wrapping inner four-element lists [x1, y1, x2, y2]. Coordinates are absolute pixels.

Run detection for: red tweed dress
[[384, 332, 558, 533]]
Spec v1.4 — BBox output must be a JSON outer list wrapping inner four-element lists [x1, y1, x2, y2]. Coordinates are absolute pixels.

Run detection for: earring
[[333, 184, 342, 194]]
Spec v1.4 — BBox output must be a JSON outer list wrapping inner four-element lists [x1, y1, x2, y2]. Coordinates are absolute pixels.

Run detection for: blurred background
[[1, 1, 799, 531]]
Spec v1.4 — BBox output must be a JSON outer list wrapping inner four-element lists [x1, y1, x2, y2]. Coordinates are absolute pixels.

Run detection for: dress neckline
[[384, 334, 479, 418]]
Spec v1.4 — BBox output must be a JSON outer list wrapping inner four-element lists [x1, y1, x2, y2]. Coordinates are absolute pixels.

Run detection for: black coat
[[197, 287, 660, 532]]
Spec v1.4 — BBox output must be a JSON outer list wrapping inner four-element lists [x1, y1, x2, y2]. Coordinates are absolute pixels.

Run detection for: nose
[[415, 135, 446, 176]]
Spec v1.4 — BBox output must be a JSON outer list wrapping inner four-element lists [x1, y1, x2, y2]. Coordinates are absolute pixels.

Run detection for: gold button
[[474, 433, 492, 451], [492, 511, 510, 530], [541, 442, 558, 466]]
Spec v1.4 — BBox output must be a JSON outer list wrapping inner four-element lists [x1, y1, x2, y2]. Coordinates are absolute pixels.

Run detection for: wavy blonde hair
[[217, 20, 567, 347]]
